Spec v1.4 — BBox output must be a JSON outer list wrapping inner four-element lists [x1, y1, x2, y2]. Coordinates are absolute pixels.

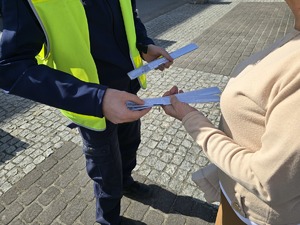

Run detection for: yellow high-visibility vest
[[28, 0, 147, 131]]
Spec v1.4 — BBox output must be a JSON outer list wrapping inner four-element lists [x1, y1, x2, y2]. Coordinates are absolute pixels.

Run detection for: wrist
[[136, 43, 148, 54]]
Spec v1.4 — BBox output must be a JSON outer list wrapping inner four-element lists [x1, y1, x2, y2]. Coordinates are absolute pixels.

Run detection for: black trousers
[[79, 119, 141, 225]]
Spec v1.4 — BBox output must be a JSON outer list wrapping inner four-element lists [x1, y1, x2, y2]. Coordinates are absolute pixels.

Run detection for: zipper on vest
[[27, 0, 51, 59]]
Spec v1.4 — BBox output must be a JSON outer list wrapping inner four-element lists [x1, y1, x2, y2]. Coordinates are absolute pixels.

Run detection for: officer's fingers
[[157, 62, 172, 71], [156, 64, 165, 71], [159, 48, 173, 63], [133, 107, 151, 118], [125, 93, 145, 105], [164, 61, 173, 68], [123, 107, 151, 123]]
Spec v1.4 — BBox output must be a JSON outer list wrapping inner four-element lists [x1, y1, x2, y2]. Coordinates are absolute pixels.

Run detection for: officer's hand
[[142, 44, 173, 71], [162, 86, 197, 121], [102, 88, 151, 124]]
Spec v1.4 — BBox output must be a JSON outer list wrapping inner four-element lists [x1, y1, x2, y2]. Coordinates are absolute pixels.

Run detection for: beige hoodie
[[183, 29, 300, 225]]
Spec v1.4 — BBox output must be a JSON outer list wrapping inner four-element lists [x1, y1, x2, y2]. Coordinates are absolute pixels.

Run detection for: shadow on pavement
[[208, 1, 231, 5], [0, 129, 29, 164], [132, 184, 218, 222], [0, 92, 38, 124], [121, 216, 147, 225], [152, 39, 176, 49]]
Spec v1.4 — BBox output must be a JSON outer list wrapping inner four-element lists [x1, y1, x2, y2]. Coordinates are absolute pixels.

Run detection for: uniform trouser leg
[[78, 119, 141, 225], [117, 119, 141, 187]]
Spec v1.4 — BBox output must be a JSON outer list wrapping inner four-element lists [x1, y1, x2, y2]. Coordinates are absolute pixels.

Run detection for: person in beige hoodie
[[162, 1, 300, 224]]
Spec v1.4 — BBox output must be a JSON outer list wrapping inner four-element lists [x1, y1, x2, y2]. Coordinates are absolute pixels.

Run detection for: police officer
[[0, 0, 173, 224]]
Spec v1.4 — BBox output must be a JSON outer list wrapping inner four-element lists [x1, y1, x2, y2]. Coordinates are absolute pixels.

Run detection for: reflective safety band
[[119, 0, 147, 89]]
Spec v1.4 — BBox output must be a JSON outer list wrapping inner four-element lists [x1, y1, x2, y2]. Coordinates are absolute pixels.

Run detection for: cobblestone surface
[[0, 0, 293, 224]]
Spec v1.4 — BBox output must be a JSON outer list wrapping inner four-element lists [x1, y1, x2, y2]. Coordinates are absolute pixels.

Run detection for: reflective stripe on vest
[[28, 0, 147, 131], [119, 0, 147, 89]]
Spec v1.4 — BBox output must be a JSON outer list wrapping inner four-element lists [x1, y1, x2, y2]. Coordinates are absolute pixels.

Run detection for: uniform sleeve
[[0, 0, 106, 118]]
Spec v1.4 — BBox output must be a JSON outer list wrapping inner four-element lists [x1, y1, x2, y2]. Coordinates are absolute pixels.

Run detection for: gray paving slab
[[175, 2, 294, 76], [0, 0, 292, 224]]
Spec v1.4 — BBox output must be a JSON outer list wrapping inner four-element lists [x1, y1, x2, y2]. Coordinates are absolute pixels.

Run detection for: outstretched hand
[[162, 86, 198, 121], [102, 88, 151, 124], [142, 44, 173, 71]]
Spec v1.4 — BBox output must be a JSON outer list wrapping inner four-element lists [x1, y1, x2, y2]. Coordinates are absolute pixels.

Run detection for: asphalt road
[[0, 0, 188, 32], [136, 0, 189, 22]]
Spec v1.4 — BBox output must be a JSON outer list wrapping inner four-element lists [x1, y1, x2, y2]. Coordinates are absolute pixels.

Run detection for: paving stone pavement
[[0, 0, 294, 224]]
